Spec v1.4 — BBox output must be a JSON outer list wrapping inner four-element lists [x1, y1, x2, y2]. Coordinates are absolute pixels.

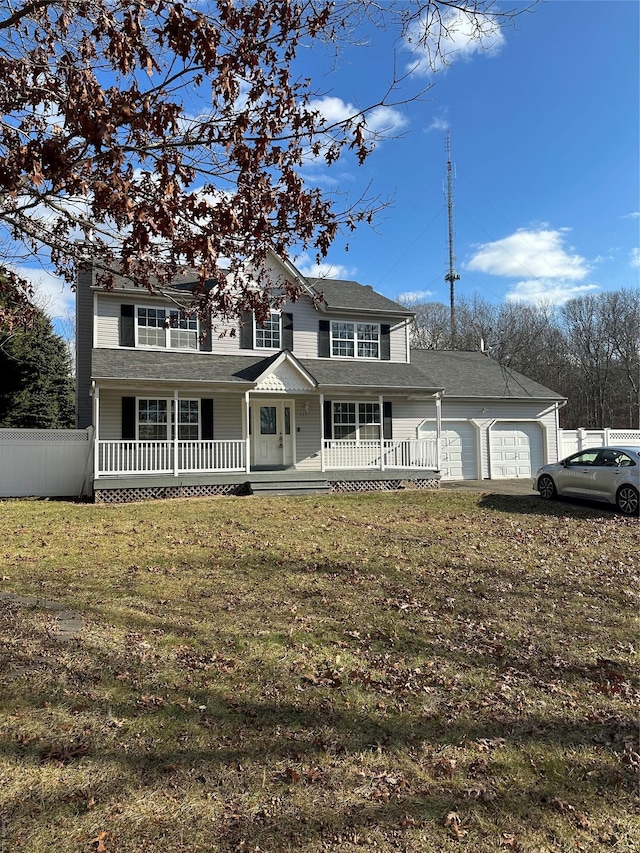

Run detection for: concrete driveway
[[440, 479, 537, 496]]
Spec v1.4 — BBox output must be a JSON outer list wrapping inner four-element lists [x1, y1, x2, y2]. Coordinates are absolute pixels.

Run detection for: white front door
[[251, 401, 294, 467]]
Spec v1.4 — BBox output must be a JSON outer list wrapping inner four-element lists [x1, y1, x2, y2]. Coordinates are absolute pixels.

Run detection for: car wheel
[[616, 485, 639, 516], [538, 474, 557, 500]]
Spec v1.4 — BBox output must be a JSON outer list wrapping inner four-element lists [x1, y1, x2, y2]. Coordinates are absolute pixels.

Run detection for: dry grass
[[0, 489, 638, 852]]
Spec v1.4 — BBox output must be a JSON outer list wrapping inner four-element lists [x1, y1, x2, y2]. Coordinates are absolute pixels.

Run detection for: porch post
[[379, 394, 385, 471], [320, 394, 326, 473], [435, 392, 442, 472], [173, 390, 179, 476], [244, 391, 251, 473], [93, 384, 100, 479]]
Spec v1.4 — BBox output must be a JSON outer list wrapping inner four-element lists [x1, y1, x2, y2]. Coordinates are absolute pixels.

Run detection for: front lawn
[[0, 489, 638, 852]]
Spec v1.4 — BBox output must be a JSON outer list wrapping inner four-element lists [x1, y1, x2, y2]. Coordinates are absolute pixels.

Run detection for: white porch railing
[[97, 440, 246, 477], [323, 439, 437, 470]]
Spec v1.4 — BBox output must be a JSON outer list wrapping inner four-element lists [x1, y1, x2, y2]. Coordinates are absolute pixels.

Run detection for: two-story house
[[76, 252, 565, 502]]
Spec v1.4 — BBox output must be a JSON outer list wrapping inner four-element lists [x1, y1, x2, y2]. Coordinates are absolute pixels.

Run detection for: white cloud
[[294, 256, 355, 281], [306, 97, 408, 150], [405, 8, 505, 77], [505, 279, 599, 306], [12, 265, 74, 322], [398, 289, 434, 303], [426, 116, 449, 133], [466, 228, 591, 281], [464, 227, 600, 306], [623, 211, 640, 219], [630, 248, 640, 268]]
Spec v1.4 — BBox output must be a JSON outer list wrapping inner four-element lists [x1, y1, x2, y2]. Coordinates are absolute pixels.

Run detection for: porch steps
[[247, 478, 331, 497]]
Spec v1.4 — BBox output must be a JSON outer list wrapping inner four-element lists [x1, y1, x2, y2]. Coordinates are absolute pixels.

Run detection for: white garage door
[[420, 421, 477, 480], [490, 422, 543, 479]]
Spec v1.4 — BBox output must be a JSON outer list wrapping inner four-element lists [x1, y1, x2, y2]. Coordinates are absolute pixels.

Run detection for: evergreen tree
[[0, 305, 74, 428]]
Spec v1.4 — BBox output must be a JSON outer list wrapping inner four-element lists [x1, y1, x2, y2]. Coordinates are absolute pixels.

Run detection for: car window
[[567, 451, 599, 466], [597, 450, 619, 466]]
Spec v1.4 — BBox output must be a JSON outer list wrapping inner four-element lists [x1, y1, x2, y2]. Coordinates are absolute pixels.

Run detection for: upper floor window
[[255, 312, 281, 349], [331, 321, 379, 359], [137, 307, 198, 350]]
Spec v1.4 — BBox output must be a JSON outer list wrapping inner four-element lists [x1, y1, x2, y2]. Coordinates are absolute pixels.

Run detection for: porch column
[[93, 384, 100, 479], [173, 390, 179, 476], [435, 392, 442, 472], [244, 391, 251, 473], [320, 394, 326, 473], [379, 394, 385, 471]]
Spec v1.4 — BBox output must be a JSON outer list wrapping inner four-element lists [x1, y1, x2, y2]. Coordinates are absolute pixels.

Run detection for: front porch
[[93, 465, 442, 503], [95, 436, 438, 478]]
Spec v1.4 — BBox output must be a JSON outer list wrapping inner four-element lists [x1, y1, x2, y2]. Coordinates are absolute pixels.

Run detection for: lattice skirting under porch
[[94, 482, 249, 504], [94, 476, 440, 503], [329, 478, 440, 493]]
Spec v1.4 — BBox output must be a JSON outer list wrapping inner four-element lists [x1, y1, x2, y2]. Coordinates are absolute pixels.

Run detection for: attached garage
[[489, 422, 544, 479], [419, 421, 478, 481]]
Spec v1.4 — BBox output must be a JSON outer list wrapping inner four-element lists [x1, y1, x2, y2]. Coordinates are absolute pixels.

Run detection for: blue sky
[[293, 0, 640, 309], [23, 0, 640, 325]]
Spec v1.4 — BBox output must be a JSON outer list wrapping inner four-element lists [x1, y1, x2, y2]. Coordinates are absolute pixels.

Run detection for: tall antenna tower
[[444, 130, 460, 343]]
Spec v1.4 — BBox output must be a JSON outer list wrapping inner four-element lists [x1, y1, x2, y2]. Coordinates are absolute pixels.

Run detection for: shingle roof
[[91, 349, 439, 393], [91, 347, 563, 400], [299, 358, 439, 391], [92, 348, 267, 385], [410, 349, 564, 399], [308, 278, 413, 316]]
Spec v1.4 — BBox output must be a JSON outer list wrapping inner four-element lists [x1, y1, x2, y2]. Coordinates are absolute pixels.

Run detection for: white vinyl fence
[[0, 428, 93, 498], [558, 428, 640, 458]]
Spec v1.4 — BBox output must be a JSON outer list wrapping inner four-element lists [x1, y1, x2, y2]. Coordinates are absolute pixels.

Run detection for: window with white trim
[[332, 402, 380, 440], [137, 399, 200, 440], [136, 307, 198, 350], [331, 321, 379, 358], [255, 311, 281, 349]]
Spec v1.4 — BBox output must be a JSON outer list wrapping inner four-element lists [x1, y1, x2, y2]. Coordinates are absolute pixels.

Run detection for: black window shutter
[[120, 305, 135, 347], [323, 399, 333, 439], [240, 311, 254, 349], [383, 401, 393, 439], [122, 396, 136, 439], [201, 399, 214, 439], [318, 320, 330, 358], [282, 312, 294, 350], [380, 324, 391, 361]]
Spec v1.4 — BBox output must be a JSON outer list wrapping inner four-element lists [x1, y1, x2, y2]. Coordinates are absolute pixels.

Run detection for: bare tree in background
[[407, 289, 640, 429]]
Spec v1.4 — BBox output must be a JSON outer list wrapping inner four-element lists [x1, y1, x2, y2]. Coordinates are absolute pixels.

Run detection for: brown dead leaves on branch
[[0, 0, 531, 325]]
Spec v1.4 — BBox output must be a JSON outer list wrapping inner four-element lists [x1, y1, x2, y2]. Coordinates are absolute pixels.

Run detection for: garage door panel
[[420, 422, 476, 480], [491, 423, 543, 479]]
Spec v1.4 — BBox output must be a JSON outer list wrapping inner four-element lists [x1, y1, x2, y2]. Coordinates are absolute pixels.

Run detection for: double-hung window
[[255, 311, 281, 349], [332, 402, 380, 441], [136, 307, 198, 350], [331, 321, 379, 358], [137, 399, 200, 440]]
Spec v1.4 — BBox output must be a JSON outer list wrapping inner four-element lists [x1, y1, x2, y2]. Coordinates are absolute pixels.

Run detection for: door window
[[260, 406, 277, 435]]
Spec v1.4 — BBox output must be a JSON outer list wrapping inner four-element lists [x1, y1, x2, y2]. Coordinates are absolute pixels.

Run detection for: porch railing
[[323, 439, 437, 470], [96, 440, 246, 477]]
